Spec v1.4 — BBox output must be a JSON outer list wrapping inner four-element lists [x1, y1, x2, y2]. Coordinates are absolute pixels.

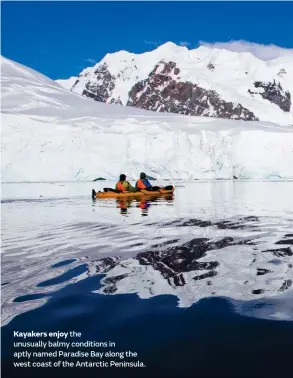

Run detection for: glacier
[[1, 56, 293, 182]]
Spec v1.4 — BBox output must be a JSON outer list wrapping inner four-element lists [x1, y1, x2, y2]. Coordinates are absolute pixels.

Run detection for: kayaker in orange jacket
[[115, 174, 137, 192], [136, 172, 161, 191], [136, 172, 173, 191]]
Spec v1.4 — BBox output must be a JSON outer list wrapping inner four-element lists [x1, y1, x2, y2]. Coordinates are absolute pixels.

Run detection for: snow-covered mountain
[[56, 42, 293, 126], [1, 56, 293, 182]]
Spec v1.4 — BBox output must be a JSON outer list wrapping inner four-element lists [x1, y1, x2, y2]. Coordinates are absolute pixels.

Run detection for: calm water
[[1, 181, 293, 378]]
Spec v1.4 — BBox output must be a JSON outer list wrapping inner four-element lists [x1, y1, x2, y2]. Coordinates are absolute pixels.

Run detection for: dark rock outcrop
[[263, 247, 293, 257], [248, 80, 291, 112], [127, 61, 258, 121], [80, 63, 121, 104]]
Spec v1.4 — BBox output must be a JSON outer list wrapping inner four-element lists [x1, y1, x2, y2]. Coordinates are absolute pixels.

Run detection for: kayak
[[92, 188, 174, 199]]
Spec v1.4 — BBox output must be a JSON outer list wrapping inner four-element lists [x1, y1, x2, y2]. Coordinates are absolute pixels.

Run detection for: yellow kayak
[[92, 188, 174, 199]]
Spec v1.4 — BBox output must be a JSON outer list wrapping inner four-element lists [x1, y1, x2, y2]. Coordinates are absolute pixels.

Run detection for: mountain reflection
[[2, 214, 293, 325], [90, 216, 293, 308]]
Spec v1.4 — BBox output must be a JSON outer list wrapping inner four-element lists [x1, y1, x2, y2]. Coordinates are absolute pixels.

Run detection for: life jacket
[[136, 179, 147, 190], [116, 181, 127, 191]]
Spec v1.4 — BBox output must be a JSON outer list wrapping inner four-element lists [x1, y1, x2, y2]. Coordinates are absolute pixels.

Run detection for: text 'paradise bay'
[[15, 350, 129, 359]]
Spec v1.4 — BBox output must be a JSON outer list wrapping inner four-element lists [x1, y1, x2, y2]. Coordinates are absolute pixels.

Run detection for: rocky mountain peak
[[127, 61, 258, 120], [56, 43, 293, 125]]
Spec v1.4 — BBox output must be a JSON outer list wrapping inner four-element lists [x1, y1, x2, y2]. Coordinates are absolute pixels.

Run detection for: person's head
[[140, 172, 146, 179], [119, 174, 126, 181]]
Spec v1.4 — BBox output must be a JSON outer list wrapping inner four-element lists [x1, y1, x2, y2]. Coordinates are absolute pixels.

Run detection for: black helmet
[[119, 174, 126, 181], [140, 172, 146, 179]]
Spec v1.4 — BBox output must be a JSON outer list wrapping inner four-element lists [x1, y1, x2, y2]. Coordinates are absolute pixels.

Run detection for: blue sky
[[2, 1, 293, 80]]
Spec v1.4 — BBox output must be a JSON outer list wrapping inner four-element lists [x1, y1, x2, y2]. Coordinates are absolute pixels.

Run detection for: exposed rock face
[[127, 61, 258, 121], [80, 63, 122, 104], [248, 80, 291, 112]]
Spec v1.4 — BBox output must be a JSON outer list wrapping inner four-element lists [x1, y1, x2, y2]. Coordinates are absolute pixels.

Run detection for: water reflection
[[90, 216, 293, 308], [2, 182, 293, 326], [113, 194, 174, 216], [136, 200, 151, 216], [2, 212, 293, 325]]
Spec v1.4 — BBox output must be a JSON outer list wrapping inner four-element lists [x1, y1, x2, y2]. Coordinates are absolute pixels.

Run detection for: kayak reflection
[[116, 194, 174, 216], [137, 200, 151, 217], [116, 199, 132, 215]]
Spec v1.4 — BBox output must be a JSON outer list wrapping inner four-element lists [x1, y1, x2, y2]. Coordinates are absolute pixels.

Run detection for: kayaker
[[136, 172, 173, 191], [115, 174, 137, 192]]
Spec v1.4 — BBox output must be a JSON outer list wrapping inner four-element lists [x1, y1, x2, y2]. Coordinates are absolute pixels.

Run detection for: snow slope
[[56, 76, 77, 91], [1, 56, 293, 182], [57, 42, 293, 125]]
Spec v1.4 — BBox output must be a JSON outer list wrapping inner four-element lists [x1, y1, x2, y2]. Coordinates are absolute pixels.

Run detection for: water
[[1, 181, 293, 378]]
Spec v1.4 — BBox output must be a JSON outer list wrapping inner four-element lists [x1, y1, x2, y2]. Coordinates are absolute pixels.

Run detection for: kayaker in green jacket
[[115, 174, 137, 192]]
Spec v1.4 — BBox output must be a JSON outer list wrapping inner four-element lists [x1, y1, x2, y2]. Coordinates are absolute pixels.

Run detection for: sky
[[2, 1, 293, 80]]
